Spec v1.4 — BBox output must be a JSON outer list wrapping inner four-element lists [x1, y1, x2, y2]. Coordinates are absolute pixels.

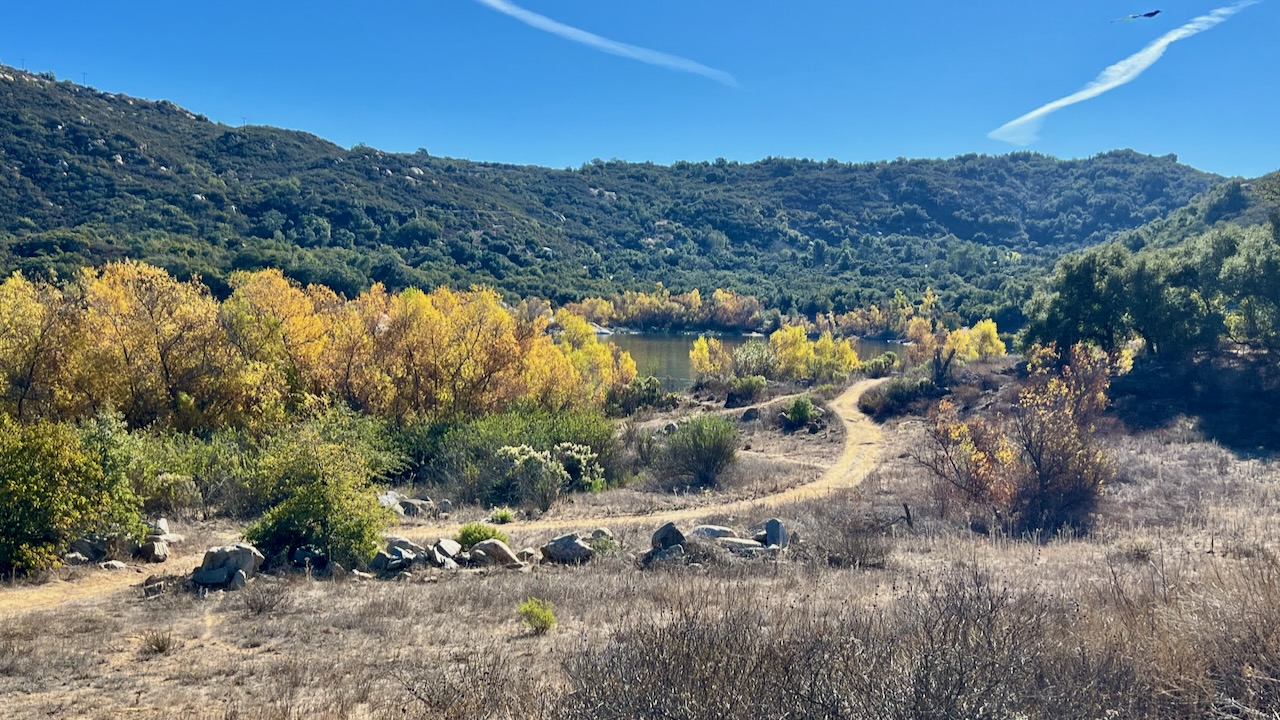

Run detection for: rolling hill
[[0, 64, 1231, 326]]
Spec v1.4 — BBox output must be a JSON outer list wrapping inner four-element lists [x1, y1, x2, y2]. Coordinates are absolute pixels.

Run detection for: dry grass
[[5, 384, 1280, 718]]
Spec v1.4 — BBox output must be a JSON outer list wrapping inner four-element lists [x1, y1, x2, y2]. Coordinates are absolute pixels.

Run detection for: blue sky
[[3, 1, 1275, 177]]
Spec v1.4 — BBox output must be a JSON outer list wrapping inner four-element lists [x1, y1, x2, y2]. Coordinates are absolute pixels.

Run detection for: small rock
[[765, 518, 789, 549], [517, 547, 541, 563], [378, 492, 406, 515], [152, 518, 171, 535], [741, 407, 761, 422], [652, 522, 685, 550], [435, 538, 462, 559], [70, 536, 108, 562], [690, 525, 737, 540], [541, 534, 595, 564], [228, 569, 248, 591], [591, 527, 614, 541], [438, 499, 452, 514], [100, 560, 128, 571], [139, 540, 169, 563], [394, 571, 414, 582], [470, 539, 520, 566], [64, 552, 90, 566], [351, 570, 375, 580], [142, 579, 166, 598], [425, 547, 447, 567], [663, 422, 679, 434]]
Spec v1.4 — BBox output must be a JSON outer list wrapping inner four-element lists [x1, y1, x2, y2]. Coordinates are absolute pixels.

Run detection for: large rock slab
[[652, 522, 685, 550], [435, 538, 462, 559], [388, 537, 426, 554], [719, 537, 765, 555], [541, 534, 595, 565], [470, 539, 521, 566], [765, 518, 789, 549], [690, 525, 737, 540], [399, 498, 435, 517], [195, 543, 264, 588]]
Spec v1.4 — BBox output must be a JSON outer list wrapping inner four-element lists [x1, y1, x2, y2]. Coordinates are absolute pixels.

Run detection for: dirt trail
[[0, 544, 211, 618], [399, 377, 888, 540], [0, 379, 886, 617]]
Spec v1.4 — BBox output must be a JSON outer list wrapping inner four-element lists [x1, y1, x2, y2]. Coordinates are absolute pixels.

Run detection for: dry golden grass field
[[3, 375, 1279, 719]]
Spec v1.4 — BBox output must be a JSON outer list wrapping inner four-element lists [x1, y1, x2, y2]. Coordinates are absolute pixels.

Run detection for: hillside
[[0, 64, 1224, 325]]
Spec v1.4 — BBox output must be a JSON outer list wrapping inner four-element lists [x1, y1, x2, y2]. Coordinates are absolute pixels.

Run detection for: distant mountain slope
[[0, 64, 1223, 324]]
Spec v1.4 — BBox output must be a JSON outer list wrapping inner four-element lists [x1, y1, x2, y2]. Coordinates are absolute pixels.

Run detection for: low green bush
[[661, 416, 738, 489], [607, 376, 678, 417], [858, 376, 938, 419], [456, 522, 509, 550], [420, 408, 621, 507], [861, 351, 899, 379], [726, 375, 767, 408], [517, 597, 557, 635], [781, 394, 823, 432], [489, 506, 516, 524], [244, 436, 392, 569]]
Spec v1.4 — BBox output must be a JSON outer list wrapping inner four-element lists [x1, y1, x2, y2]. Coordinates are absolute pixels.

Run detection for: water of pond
[[607, 333, 899, 390]]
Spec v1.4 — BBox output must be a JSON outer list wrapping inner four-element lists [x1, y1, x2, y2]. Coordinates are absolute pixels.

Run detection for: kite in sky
[[1113, 10, 1164, 22]]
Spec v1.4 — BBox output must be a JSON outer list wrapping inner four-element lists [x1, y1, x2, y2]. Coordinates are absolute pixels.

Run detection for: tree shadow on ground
[[1109, 353, 1280, 456]]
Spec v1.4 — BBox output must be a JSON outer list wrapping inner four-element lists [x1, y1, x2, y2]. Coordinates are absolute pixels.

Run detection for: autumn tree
[[807, 332, 859, 382], [75, 262, 245, 430], [920, 344, 1121, 536], [223, 269, 330, 399], [0, 273, 77, 421], [769, 325, 815, 380], [690, 335, 733, 382]]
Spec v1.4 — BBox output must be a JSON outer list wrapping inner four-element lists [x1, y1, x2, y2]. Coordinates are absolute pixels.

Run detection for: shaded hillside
[[0, 64, 1222, 324]]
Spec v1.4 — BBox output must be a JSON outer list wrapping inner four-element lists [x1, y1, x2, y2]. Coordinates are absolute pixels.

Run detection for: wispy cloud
[[989, 0, 1259, 145], [472, 0, 738, 87]]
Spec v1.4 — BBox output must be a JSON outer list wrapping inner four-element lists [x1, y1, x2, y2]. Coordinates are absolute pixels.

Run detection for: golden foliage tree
[[920, 343, 1121, 535]]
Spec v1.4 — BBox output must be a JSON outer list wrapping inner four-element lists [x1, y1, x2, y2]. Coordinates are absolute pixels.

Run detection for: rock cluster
[[641, 517, 791, 566], [193, 543, 265, 590]]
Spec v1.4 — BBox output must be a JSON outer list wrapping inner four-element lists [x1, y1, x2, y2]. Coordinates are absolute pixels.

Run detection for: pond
[[607, 332, 899, 390]]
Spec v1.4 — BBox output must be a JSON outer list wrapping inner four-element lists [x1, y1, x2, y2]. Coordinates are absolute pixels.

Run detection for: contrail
[[472, 0, 738, 87], [989, 0, 1259, 145]]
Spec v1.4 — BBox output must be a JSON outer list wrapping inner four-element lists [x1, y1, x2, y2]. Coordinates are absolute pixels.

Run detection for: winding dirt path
[[398, 377, 888, 539], [0, 379, 887, 617], [0, 543, 215, 618]]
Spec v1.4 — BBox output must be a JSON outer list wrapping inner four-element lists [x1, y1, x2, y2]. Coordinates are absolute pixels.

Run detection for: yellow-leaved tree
[[807, 332, 860, 382], [75, 262, 245, 430], [769, 325, 815, 380], [0, 273, 77, 421], [689, 335, 734, 382]]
